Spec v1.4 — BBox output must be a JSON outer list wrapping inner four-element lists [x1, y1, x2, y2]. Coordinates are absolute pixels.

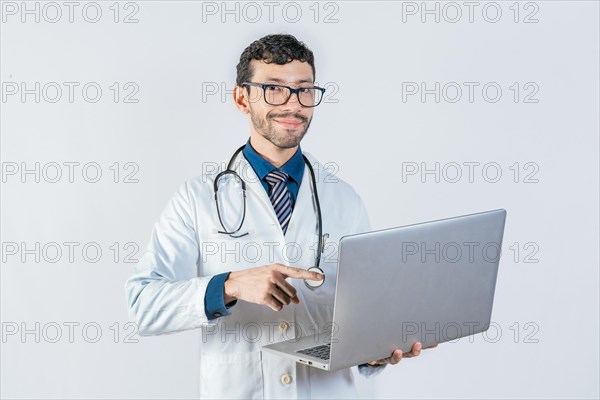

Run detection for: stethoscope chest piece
[[304, 266, 325, 289]]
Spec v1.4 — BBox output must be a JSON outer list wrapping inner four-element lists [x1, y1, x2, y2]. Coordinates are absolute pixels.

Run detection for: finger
[[404, 342, 422, 358], [368, 356, 390, 366], [274, 264, 324, 281], [274, 278, 298, 301], [425, 343, 438, 349], [263, 293, 284, 312], [270, 284, 292, 307], [269, 296, 283, 311], [390, 349, 403, 365]]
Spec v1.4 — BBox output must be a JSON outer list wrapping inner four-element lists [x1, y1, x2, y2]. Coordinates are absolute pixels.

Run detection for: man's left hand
[[367, 342, 438, 366]]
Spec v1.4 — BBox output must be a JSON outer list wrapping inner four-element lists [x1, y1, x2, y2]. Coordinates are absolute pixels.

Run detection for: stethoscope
[[213, 144, 327, 289]]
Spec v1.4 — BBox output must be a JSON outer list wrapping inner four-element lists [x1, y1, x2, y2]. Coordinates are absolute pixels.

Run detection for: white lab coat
[[125, 151, 385, 399]]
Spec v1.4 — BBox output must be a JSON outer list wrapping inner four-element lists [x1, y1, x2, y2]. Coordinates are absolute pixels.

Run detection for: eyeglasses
[[242, 82, 326, 107]]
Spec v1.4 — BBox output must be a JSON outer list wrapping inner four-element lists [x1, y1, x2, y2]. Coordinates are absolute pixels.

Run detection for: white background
[[1, 1, 598, 398]]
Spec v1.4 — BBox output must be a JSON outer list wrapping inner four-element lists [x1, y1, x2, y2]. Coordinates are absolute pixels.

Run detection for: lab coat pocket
[[199, 351, 263, 399]]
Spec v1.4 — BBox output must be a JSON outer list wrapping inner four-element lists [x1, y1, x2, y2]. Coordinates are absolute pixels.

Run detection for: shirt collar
[[242, 139, 305, 184]]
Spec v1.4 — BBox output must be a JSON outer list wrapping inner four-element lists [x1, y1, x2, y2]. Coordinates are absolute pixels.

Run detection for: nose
[[281, 90, 302, 111]]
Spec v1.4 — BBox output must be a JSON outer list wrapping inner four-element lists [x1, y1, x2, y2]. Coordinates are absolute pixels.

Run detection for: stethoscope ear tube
[[302, 155, 325, 289], [303, 155, 323, 265], [214, 144, 248, 237]]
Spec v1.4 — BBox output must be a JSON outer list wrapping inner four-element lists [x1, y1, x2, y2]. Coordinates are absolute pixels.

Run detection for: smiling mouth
[[274, 119, 303, 128]]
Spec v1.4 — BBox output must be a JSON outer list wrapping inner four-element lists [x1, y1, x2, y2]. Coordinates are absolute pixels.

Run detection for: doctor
[[125, 34, 435, 399]]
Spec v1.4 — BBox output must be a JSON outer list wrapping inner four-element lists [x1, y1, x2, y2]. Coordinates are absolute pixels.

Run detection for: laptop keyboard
[[297, 343, 331, 361]]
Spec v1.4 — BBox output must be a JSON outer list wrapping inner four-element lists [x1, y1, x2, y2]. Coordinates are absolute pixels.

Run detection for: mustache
[[269, 114, 307, 123]]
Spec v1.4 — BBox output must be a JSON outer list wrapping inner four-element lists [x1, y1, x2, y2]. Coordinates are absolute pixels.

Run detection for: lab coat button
[[279, 321, 289, 332], [280, 373, 292, 385]]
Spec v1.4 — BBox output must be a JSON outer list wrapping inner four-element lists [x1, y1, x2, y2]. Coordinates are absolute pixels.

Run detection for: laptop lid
[[328, 209, 506, 370]]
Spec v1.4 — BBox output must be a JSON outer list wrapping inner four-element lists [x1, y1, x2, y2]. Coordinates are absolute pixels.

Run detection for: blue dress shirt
[[204, 140, 305, 320], [242, 139, 305, 206]]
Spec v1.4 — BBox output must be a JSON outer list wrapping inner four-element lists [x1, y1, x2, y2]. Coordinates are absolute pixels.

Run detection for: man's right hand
[[223, 264, 324, 311]]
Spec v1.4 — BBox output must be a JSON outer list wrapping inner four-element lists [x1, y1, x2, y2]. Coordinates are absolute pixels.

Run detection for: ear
[[233, 85, 250, 115]]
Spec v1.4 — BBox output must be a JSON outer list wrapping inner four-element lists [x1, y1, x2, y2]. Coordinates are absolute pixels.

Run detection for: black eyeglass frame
[[241, 81, 327, 107]]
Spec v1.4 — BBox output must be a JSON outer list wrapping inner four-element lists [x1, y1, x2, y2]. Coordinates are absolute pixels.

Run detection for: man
[[125, 33, 435, 399]]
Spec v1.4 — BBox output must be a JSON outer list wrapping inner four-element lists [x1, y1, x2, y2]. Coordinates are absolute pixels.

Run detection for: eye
[[266, 85, 282, 92]]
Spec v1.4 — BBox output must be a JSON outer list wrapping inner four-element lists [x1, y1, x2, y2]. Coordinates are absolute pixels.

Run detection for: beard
[[250, 107, 313, 149]]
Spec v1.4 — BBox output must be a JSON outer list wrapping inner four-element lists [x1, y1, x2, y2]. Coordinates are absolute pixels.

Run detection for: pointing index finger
[[275, 264, 324, 280]]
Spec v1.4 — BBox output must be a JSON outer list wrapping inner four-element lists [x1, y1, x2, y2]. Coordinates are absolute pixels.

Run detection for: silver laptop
[[261, 209, 507, 371]]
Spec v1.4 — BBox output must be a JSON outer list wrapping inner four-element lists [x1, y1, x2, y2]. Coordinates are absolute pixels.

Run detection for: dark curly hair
[[236, 34, 315, 91]]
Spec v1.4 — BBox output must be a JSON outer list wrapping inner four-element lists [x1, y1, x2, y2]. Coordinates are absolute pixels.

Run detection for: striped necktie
[[265, 169, 292, 234]]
